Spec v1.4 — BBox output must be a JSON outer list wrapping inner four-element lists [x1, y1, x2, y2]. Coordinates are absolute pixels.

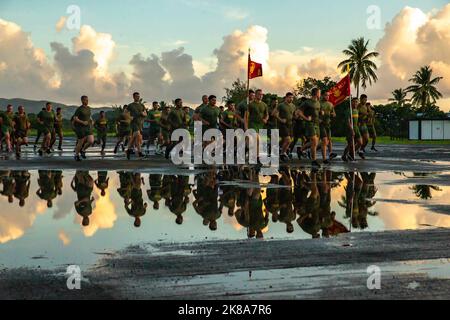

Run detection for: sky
[[0, 0, 449, 109]]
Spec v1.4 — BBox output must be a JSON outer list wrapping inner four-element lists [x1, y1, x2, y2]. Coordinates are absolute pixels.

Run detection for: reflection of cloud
[[78, 189, 118, 237], [58, 230, 71, 246]]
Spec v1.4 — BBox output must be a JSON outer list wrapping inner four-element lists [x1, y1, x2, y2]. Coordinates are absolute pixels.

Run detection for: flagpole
[[247, 48, 251, 106], [347, 65, 356, 161]]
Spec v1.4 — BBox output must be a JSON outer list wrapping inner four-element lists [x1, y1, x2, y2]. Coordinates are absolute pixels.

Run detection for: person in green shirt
[[126, 92, 147, 159], [200, 95, 221, 132], [366, 102, 378, 152], [319, 92, 337, 164], [126, 173, 147, 228], [37, 102, 56, 156], [245, 89, 268, 132], [114, 106, 132, 154], [193, 95, 209, 122], [343, 98, 363, 162], [220, 100, 238, 131], [165, 98, 187, 159], [358, 94, 370, 156], [159, 105, 171, 152], [95, 171, 109, 197], [94, 111, 108, 154], [51, 107, 64, 151], [278, 92, 296, 162], [289, 97, 308, 159], [71, 171, 95, 227], [297, 88, 322, 168], [237, 90, 256, 128], [0, 105, 14, 153], [73, 96, 94, 162], [146, 101, 163, 154], [13, 106, 30, 158]]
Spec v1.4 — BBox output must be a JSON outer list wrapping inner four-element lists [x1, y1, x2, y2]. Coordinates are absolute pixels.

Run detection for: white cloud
[[56, 16, 67, 32], [224, 8, 249, 20]]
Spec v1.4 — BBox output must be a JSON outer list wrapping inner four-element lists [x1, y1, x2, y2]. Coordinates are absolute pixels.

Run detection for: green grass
[[332, 136, 450, 145]]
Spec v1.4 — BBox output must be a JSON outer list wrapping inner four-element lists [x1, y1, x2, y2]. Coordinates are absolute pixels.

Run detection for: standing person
[[358, 94, 370, 157], [146, 102, 163, 154], [114, 106, 132, 154], [278, 92, 296, 162], [298, 88, 322, 168], [94, 111, 108, 154], [200, 95, 221, 133], [126, 92, 147, 159], [73, 96, 94, 162], [244, 89, 269, 162], [220, 101, 238, 133], [319, 91, 337, 164], [37, 102, 55, 156], [165, 98, 187, 159], [0, 105, 14, 153], [52, 107, 64, 151], [13, 106, 31, 159], [342, 98, 363, 162], [367, 102, 378, 152]]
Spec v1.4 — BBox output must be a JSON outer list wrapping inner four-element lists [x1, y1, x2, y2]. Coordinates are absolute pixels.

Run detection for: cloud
[[56, 16, 67, 32], [224, 8, 249, 20], [368, 5, 450, 106]]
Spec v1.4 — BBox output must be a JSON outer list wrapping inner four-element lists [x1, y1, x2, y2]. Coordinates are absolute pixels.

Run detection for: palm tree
[[389, 88, 409, 107], [338, 37, 379, 98], [406, 66, 443, 108]]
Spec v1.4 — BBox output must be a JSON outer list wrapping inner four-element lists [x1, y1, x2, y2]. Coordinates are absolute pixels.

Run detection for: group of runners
[[0, 88, 377, 165]]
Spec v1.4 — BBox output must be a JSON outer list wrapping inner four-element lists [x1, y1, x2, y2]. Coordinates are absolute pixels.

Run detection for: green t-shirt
[[55, 113, 63, 128], [74, 106, 91, 128], [344, 108, 359, 131], [127, 102, 146, 127], [0, 112, 12, 128], [320, 101, 334, 126], [200, 105, 220, 130], [301, 99, 321, 126], [222, 110, 237, 128], [117, 112, 131, 132], [38, 110, 55, 128], [95, 118, 108, 132], [195, 103, 208, 115], [168, 108, 186, 131], [13, 113, 29, 132], [247, 100, 268, 129], [267, 104, 278, 129], [278, 102, 296, 126], [148, 110, 162, 130], [358, 103, 369, 125]]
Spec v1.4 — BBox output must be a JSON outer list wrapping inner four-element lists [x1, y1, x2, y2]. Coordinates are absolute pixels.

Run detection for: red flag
[[328, 75, 351, 106], [248, 54, 263, 80]]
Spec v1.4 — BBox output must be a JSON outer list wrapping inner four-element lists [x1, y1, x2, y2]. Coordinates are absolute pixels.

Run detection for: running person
[[51, 107, 64, 151], [342, 98, 363, 162], [126, 92, 147, 159], [244, 89, 269, 162], [146, 102, 163, 154], [165, 98, 187, 159], [358, 94, 369, 157], [278, 92, 296, 162], [0, 105, 14, 153], [298, 88, 322, 168], [36, 103, 55, 156], [94, 111, 108, 154], [12, 106, 30, 159], [114, 106, 132, 154], [73, 96, 94, 162], [366, 102, 378, 151], [319, 91, 337, 164]]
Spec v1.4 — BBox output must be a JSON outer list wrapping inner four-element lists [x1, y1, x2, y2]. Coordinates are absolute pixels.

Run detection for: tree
[[338, 37, 379, 98], [223, 79, 249, 104], [388, 88, 409, 107], [295, 77, 337, 97], [406, 65, 443, 108]]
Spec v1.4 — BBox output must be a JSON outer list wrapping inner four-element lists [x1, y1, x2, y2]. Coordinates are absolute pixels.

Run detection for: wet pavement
[[0, 140, 449, 299]]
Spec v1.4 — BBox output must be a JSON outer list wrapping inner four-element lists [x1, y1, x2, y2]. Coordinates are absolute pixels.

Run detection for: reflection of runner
[[0, 171, 15, 203], [95, 171, 109, 197], [278, 169, 295, 234], [264, 175, 280, 222], [193, 172, 220, 231], [168, 176, 190, 225], [297, 171, 321, 238], [126, 173, 147, 228], [71, 171, 94, 227], [36, 170, 57, 208], [13, 171, 31, 207], [147, 174, 163, 210]]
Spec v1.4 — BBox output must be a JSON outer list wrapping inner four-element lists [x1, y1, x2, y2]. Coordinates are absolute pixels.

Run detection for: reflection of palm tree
[[411, 185, 442, 200]]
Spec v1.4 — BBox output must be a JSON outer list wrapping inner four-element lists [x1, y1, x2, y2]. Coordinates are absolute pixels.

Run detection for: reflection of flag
[[328, 75, 351, 106], [248, 54, 263, 80]]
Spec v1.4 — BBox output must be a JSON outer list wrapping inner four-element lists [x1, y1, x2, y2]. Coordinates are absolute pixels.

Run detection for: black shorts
[[279, 124, 293, 138]]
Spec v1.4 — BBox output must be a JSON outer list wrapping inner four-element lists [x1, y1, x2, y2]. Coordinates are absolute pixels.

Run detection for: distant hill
[[0, 98, 113, 119]]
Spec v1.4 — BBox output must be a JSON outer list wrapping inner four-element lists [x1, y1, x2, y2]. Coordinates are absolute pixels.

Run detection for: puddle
[[1, 169, 450, 269]]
